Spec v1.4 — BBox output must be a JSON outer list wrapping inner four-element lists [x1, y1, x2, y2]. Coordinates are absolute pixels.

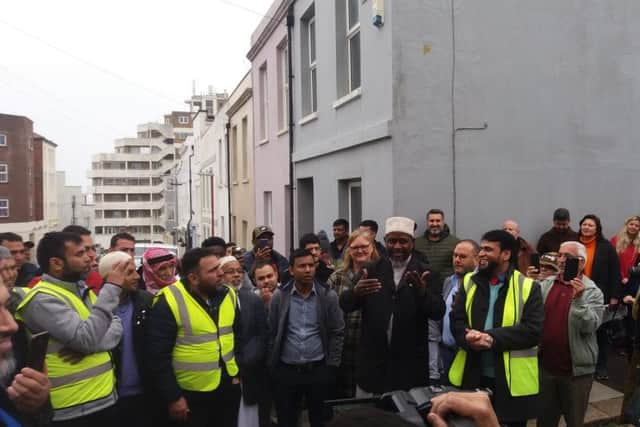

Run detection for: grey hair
[[0, 246, 10, 260], [560, 241, 588, 263]]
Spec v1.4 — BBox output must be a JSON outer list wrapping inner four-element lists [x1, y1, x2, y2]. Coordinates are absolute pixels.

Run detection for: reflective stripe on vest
[[156, 281, 239, 392], [448, 271, 539, 397], [15, 282, 115, 410]]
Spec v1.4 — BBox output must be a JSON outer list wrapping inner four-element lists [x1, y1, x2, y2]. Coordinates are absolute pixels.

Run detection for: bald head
[[502, 220, 520, 238]]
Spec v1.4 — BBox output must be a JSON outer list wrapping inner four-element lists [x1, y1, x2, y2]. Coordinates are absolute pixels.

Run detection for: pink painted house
[[247, 0, 293, 255]]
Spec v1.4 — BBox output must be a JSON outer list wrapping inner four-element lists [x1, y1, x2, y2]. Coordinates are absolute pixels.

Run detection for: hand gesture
[[465, 329, 493, 350], [427, 391, 499, 427], [352, 269, 381, 297], [58, 347, 86, 365], [105, 260, 130, 287], [7, 367, 51, 415], [525, 266, 539, 280], [569, 278, 585, 299], [255, 247, 272, 261], [169, 396, 190, 421], [405, 270, 430, 295], [260, 288, 273, 306]]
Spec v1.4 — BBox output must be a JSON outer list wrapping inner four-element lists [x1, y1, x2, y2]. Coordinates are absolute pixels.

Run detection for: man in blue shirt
[[440, 240, 479, 378], [268, 249, 344, 427]]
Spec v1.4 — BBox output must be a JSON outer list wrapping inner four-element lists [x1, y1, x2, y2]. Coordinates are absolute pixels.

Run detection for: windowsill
[[277, 128, 289, 137], [333, 87, 362, 110], [259, 138, 269, 145], [299, 112, 318, 126]]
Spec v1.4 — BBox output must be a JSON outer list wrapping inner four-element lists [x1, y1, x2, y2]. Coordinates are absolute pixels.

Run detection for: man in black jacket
[[99, 251, 153, 426], [268, 249, 344, 427], [146, 248, 243, 427], [236, 284, 270, 427], [450, 230, 543, 427], [340, 216, 445, 396]]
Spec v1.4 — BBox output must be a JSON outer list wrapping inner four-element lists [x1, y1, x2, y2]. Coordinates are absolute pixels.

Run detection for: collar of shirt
[[291, 283, 317, 297]]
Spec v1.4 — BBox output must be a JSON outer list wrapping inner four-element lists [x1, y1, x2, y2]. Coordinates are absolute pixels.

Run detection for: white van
[[134, 243, 179, 268]]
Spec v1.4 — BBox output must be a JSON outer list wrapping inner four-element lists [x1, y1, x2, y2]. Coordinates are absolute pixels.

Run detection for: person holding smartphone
[[536, 241, 604, 427], [243, 226, 290, 284]]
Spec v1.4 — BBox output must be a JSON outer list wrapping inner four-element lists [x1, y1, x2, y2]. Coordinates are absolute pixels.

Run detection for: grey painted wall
[[292, 0, 640, 245]]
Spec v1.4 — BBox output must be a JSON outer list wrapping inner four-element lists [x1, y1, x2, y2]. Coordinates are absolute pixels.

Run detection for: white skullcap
[[385, 216, 416, 237], [218, 256, 239, 269], [98, 251, 133, 279]]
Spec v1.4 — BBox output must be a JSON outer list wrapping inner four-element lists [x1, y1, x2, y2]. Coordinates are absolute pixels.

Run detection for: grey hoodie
[[17, 274, 123, 421]]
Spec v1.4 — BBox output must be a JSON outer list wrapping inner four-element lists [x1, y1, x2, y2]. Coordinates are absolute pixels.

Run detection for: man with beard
[[146, 248, 242, 427], [0, 274, 51, 426], [0, 247, 18, 289], [536, 208, 579, 254], [329, 219, 349, 262], [61, 225, 103, 293], [414, 209, 459, 278], [15, 232, 126, 426], [340, 217, 444, 396], [449, 230, 543, 427], [0, 233, 39, 287]]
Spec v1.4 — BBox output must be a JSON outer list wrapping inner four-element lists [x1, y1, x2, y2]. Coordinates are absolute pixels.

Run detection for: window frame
[[178, 116, 189, 125], [258, 63, 269, 142], [346, 0, 361, 93], [0, 134, 6, 147], [0, 199, 8, 218], [0, 163, 7, 183], [308, 17, 318, 113], [277, 41, 289, 132]]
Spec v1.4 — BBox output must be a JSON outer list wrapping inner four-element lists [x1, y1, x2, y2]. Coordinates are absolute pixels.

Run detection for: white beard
[[0, 350, 17, 388]]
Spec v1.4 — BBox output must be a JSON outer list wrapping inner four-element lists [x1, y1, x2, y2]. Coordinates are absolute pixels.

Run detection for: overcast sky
[[0, 0, 273, 188]]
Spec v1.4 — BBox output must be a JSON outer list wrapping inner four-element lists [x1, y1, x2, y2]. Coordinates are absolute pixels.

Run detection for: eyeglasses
[[349, 244, 371, 252], [224, 269, 244, 275], [558, 252, 584, 260]]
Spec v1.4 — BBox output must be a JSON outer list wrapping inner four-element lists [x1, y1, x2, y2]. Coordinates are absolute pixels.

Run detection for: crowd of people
[[0, 207, 639, 426]]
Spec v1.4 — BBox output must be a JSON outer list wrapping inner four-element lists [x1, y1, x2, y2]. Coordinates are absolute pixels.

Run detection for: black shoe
[[596, 372, 609, 381]]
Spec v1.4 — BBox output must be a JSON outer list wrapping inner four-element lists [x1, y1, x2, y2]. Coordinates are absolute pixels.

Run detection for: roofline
[[246, 0, 293, 61]]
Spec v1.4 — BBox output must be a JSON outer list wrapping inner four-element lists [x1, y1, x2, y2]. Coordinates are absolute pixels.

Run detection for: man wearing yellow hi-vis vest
[[16, 232, 126, 426], [146, 247, 242, 427], [449, 230, 543, 427]]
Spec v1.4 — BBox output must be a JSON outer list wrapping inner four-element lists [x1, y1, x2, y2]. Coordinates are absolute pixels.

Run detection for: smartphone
[[530, 253, 540, 270], [563, 257, 579, 282], [352, 261, 377, 283], [258, 239, 270, 250], [27, 331, 49, 372]]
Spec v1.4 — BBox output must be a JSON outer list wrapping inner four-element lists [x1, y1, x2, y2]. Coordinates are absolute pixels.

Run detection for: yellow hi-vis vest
[[156, 281, 239, 392], [15, 281, 116, 410], [448, 271, 539, 397], [10, 286, 29, 300]]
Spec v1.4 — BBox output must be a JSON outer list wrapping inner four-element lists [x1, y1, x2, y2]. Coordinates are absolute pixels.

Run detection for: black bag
[[603, 304, 628, 347]]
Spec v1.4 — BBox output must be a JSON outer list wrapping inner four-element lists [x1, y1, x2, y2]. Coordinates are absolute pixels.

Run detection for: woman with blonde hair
[[611, 216, 640, 286], [327, 229, 380, 398]]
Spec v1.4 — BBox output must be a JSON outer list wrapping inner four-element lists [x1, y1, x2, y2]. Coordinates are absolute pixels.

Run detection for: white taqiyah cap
[[384, 216, 415, 237], [98, 251, 132, 279], [218, 256, 239, 269]]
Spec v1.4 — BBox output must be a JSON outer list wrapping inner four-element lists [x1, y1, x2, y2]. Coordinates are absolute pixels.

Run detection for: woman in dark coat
[[579, 214, 621, 380]]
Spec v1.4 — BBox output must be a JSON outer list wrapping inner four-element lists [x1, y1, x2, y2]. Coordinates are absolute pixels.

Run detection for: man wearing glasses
[[536, 241, 604, 427], [0, 233, 39, 286]]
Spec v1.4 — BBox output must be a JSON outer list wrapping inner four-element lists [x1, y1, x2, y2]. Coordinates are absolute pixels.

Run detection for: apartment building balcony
[[94, 217, 166, 227], [93, 200, 165, 211], [91, 146, 175, 163], [87, 183, 166, 194]]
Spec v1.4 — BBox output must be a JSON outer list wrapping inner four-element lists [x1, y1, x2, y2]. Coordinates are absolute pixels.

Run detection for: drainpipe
[[225, 120, 232, 240], [187, 144, 194, 248], [287, 1, 296, 254]]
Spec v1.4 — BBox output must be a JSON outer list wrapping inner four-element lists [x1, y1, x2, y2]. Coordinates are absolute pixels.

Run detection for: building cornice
[[246, 0, 294, 61], [227, 88, 253, 118]]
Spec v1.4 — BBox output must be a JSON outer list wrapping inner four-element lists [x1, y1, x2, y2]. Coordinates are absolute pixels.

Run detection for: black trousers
[[51, 404, 117, 427], [273, 362, 331, 427], [115, 394, 152, 427], [180, 380, 241, 427]]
